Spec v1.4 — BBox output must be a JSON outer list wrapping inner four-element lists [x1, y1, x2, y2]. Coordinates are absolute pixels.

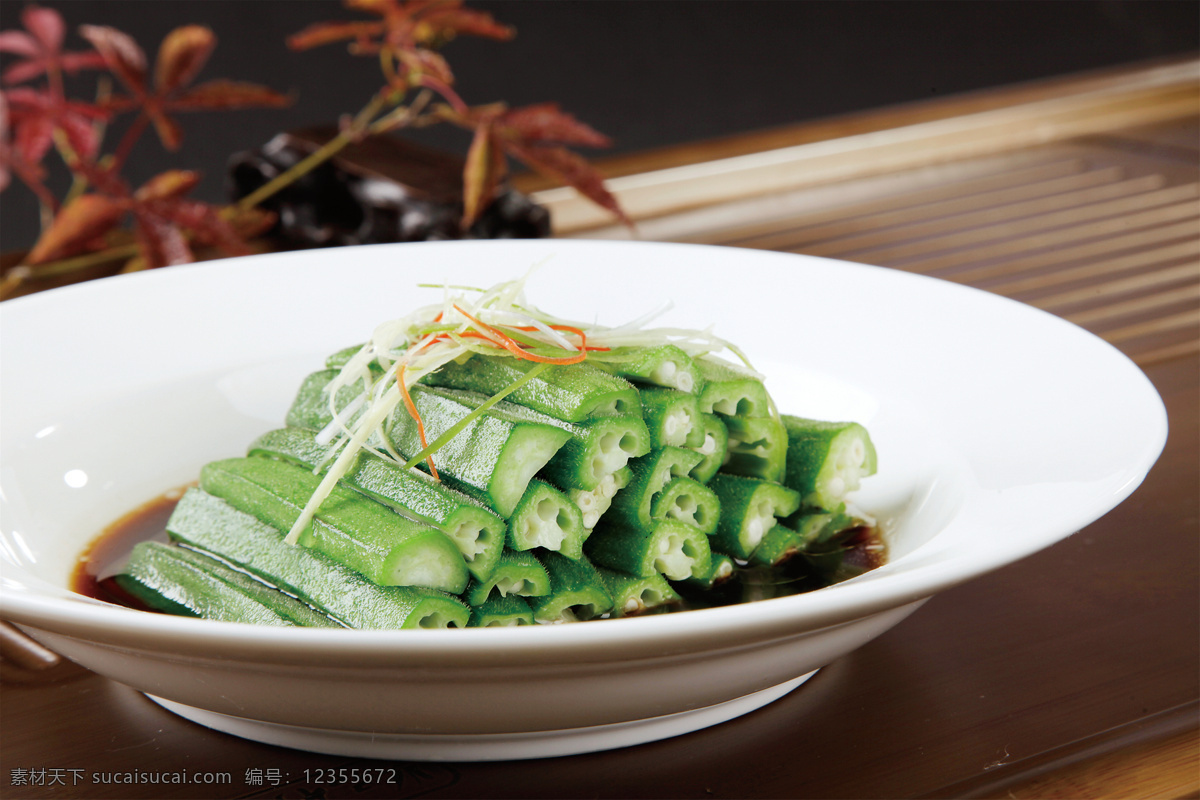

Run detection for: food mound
[[115, 274, 879, 628]]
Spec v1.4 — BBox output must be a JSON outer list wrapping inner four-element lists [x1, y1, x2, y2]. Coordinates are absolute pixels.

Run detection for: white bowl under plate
[[0, 240, 1166, 761]]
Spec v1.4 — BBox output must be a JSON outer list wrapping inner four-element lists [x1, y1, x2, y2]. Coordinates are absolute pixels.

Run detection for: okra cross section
[[649, 476, 721, 535], [469, 594, 535, 627], [506, 479, 587, 559], [596, 567, 681, 617], [696, 358, 771, 418], [722, 415, 788, 483], [686, 413, 729, 484], [117, 541, 340, 627], [465, 549, 551, 606], [639, 387, 702, 450], [166, 489, 470, 629], [708, 474, 802, 560], [249, 427, 505, 582], [606, 447, 703, 533], [570, 465, 632, 531], [422, 353, 642, 422], [387, 385, 572, 518], [200, 457, 469, 594], [597, 345, 705, 394], [530, 552, 614, 623], [585, 519, 713, 581], [781, 415, 878, 510]]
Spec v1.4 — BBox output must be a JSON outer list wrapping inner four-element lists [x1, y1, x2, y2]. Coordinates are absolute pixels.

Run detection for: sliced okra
[[585, 519, 713, 581], [677, 552, 736, 591], [117, 541, 340, 627], [530, 552, 614, 623], [570, 465, 632, 531], [286, 369, 371, 432], [781, 415, 878, 510], [465, 549, 551, 606], [422, 353, 641, 422], [387, 385, 571, 518], [200, 458, 469, 594], [696, 358, 771, 418], [606, 447, 703, 533], [596, 566, 681, 617], [507, 479, 587, 559], [707, 474, 802, 559], [249, 427, 505, 582], [469, 593, 535, 627], [167, 489, 470, 629], [436, 387, 649, 492], [686, 414, 729, 484], [640, 387, 702, 450], [649, 476, 721, 535], [596, 345, 704, 394], [722, 415, 788, 483]]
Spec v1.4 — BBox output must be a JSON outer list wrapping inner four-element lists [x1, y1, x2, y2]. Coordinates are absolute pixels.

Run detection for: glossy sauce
[[75, 490, 887, 618]]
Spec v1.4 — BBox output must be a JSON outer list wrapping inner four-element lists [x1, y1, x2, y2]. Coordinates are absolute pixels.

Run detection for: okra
[[469, 593, 535, 627], [649, 476, 721, 535], [596, 567, 681, 617], [696, 358, 771, 418], [585, 519, 713, 581], [387, 385, 571, 517], [507, 479, 587, 559], [286, 369, 370, 432], [750, 513, 836, 567], [425, 387, 649, 492], [167, 489, 470, 628], [722, 415, 788, 483], [570, 465, 631, 531], [249, 427, 504, 582], [678, 552, 736, 591], [200, 458, 469, 594], [707, 474, 802, 559], [606, 447, 703, 533], [117, 541, 339, 627], [465, 549, 551, 606], [530, 551, 614, 623], [422, 353, 641, 422], [686, 414, 729, 484], [597, 345, 704, 394], [640, 387, 702, 450], [781, 415, 878, 510]]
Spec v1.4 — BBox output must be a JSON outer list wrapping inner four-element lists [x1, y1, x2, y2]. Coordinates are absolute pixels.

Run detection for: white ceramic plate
[[0, 240, 1166, 761]]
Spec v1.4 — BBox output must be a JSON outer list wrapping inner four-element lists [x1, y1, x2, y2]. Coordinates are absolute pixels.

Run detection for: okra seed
[[699, 434, 717, 456], [623, 598, 642, 613], [675, 372, 694, 392], [828, 476, 846, 498]]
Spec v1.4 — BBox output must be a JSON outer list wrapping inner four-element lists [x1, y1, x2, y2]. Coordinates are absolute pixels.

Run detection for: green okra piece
[[596, 345, 705, 394], [465, 549, 552, 606], [530, 551, 614, 623], [167, 489, 469, 629], [585, 519, 713, 581], [249, 427, 504, 582], [570, 465, 632, 531], [388, 385, 572, 517], [781, 415, 878, 510], [469, 593, 535, 627], [116, 541, 339, 627], [506, 479, 587, 559], [422, 353, 641, 422], [286, 369, 371, 432], [200, 458, 469, 594], [418, 386, 649, 492], [649, 476, 721, 535], [722, 415, 788, 483], [750, 512, 838, 567], [696, 358, 771, 418], [707, 474, 802, 559], [596, 566, 681, 617], [606, 447, 703, 533], [686, 413, 729, 484], [639, 387, 703, 450], [678, 552, 736, 591]]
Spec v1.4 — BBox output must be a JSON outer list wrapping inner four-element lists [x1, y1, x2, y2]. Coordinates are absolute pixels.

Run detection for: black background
[[2, 0, 1197, 250]]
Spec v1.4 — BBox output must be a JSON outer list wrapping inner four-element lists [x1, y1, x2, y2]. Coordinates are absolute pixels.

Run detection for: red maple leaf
[[0, 5, 106, 85], [25, 166, 270, 268], [81, 24, 289, 153], [442, 102, 627, 228], [3, 85, 107, 165], [289, 0, 513, 55]]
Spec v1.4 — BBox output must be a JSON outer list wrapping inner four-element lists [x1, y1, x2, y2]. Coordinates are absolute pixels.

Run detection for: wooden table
[[3, 58, 1197, 799]]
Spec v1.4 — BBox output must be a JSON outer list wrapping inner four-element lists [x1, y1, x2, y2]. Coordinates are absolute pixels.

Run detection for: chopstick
[[0, 621, 60, 671]]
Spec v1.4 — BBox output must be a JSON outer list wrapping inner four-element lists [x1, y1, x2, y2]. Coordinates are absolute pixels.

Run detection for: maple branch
[[0, 242, 142, 300], [110, 114, 150, 173]]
